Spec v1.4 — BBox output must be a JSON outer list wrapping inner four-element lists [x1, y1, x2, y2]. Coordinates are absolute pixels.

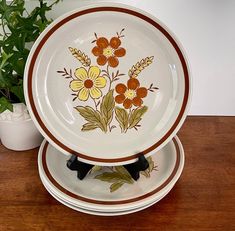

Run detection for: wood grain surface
[[0, 116, 234, 231]]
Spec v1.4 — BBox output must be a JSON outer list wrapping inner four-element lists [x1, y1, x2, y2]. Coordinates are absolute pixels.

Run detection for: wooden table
[[0, 117, 234, 231]]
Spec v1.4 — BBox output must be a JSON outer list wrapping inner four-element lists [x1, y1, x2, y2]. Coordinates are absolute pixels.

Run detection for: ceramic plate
[[40, 175, 172, 216], [37, 136, 184, 212], [25, 3, 191, 165]]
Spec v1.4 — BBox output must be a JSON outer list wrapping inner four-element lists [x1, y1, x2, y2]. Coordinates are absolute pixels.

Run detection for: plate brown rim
[[41, 137, 181, 205]]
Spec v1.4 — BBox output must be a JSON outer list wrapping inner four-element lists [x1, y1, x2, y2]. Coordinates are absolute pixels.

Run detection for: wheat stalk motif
[[128, 56, 154, 78], [69, 47, 91, 67]]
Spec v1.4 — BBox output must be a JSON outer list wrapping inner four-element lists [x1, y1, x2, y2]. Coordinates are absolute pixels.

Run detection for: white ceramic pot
[[0, 103, 43, 151]]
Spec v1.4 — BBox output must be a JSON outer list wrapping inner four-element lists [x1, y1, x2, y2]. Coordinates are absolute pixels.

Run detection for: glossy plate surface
[[25, 3, 191, 165], [37, 136, 184, 212]]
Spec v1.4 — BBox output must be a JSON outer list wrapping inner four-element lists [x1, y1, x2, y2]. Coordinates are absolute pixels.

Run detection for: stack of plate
[[38, 137, 184, 215], [24, 3, 191, 215]]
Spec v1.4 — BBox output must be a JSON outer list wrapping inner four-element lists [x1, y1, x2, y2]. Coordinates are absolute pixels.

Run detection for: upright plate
[[24, 3, 191, 165], [38, 136, 184, 212]]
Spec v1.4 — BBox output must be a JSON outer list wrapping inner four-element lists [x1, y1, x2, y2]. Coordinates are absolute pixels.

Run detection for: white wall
[[24, 0, 235, 115]]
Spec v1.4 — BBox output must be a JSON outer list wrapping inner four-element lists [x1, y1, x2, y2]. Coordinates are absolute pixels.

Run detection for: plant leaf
[[147, 156, 155, 172], [10, 85, 25, 103], [100, 89, 115, 126], [81, 123, 99, 131], [0, 0, 59, 104], [94, 167, 134, 193], [115, 106, 128, 132], [94, 172, 126, 183], [13, 58, 26, 76], [140, 171, 149, 178], [114, 166, 134, 183], [0, 52, 13, 69], [110, 181, 125, 193], [140, 157, 156, 178], [129, 106, 148, 129], [90, 165, 102, 174], [0, 71, 9, 88], [0, 97, 13, 113], [75, 106, 107, 132]]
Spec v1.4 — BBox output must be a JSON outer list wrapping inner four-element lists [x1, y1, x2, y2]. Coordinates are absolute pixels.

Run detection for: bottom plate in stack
[[38, 136, 184, 216]]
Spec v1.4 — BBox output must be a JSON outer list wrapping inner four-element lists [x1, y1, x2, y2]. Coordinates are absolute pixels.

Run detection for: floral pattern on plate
[[57, 29, 158, 133], [90, 156, 158, 192]]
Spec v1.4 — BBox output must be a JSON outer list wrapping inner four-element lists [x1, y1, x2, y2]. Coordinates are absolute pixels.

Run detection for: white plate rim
[[40, 174, 173, 216]]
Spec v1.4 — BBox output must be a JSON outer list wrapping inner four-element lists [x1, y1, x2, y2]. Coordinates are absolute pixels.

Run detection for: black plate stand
[[67, 155, 149, 181]]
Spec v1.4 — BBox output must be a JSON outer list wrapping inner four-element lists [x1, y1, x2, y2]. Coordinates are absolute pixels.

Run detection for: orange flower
[[92, 37, 126, 68], [115, 78, 148, 109]]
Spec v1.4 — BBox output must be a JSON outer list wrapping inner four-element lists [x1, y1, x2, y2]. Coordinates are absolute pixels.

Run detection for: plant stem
[[39, 0, 47, 23], [124, 108, 132, 132], [107, 166, 114, 172], [106, 65, 113, 91], [9, 0, 18, 6], [49, 0, 61, 8], [24, 8, 30, 16], [1, 18, 8, 37], [93, 98, 98, 110], [0, 90, 8, 99], [6, 89, 11, 101]]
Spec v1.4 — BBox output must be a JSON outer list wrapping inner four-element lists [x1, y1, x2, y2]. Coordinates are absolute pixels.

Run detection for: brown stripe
[[28, 6, 189, 163], [41, 138, 181, 205]]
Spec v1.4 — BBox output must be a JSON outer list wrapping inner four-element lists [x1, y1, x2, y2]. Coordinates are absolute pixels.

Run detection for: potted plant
[[0, 0, 60, 150]]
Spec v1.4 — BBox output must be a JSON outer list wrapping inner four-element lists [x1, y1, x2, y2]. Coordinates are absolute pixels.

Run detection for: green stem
[[124, 108, 132, 132], [1, 18, 8, 37], [48, 0, 61, 8], [24, 8, 30, 16], [93, 98, 98, 110], [9, 0, 18, 6], [39, 0, 47, 23], [0, 89, 8, 99], [106, 65, 113, 91], [6, 88, 11, 101]]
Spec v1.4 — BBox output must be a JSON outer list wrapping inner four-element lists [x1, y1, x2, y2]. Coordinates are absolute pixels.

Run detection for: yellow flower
[[70, 66, 106, 101]]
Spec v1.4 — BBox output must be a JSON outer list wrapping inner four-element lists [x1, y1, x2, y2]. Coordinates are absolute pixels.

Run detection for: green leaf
[[94, 172, 126, 183], [10, 85, 24, 103], [1, 36, 15, 54], [0, 71, 6, 88], [75, 106, 107, 132], [110, 181, 125, 193], [90, 165, 102, 174], [114, 166, 134, 183], [100, 89, 115, 126], [0, 0, 61, 105], [0, 51, 13, 69], [0, 70, 14, 88], [81, 122, 99, 131], [129, 106, 148, 129], [14, 33, 26, 52], [95, 167, 134, 185], [140, 157, 157, 178], [140, 170, 150, 178], [115, 106, 128, 132], [94, 166, 134, 193], [0, 97, 13, 113], [147, 156, 155, 172], [13, 58, 25, 76]]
